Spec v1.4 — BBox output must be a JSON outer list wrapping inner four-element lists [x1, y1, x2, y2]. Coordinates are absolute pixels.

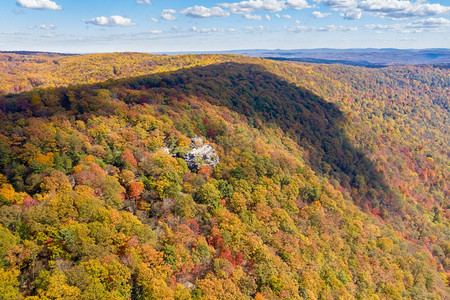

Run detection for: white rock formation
[[183, 142, 219, 171]]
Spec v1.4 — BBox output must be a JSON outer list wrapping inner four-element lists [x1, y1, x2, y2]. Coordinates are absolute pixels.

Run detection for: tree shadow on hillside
[[119, 62, 392, 211], [0, 62, 393, 212]]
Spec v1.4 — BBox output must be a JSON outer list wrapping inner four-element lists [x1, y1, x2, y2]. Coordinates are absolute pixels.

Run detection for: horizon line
[[1, 48, 450, 56]]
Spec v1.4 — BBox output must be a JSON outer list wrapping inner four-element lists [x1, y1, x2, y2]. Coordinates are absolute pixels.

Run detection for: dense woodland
[[0, 52, 448, 299]]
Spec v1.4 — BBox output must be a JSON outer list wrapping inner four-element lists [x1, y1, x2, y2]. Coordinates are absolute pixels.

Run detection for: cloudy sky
[[1, 0, 449, 52]]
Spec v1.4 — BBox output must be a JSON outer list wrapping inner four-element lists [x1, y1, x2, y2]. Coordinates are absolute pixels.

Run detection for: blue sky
[[1, 0, 449, 53]]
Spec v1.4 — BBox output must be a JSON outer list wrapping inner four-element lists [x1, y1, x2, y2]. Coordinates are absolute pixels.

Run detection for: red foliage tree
[[128, 181, 144, 199], [121, 149, 137, 168]]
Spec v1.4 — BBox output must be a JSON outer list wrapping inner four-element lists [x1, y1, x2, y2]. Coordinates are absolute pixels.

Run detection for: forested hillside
[[0, 53, 448, 299], [0, 52, 247, 95]]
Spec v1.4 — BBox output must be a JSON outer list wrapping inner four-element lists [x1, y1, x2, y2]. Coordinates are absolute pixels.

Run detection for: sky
[[1, 0, 450, 53]]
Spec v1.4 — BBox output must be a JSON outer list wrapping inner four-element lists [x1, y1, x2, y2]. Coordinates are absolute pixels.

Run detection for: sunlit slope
[[0, 52, 256, 94]]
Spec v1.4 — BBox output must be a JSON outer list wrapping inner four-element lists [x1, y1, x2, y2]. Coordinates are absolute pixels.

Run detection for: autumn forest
[[0, 52, 448, 299]]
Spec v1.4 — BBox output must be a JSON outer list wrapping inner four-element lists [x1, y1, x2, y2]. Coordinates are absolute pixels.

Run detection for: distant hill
[[0, 50, 74, 57], [3, 48, 449, 67], [227, 48, 450, 66]]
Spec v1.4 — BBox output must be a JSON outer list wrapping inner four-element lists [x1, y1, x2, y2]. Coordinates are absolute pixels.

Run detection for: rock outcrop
[[183, 137, 219, 171]]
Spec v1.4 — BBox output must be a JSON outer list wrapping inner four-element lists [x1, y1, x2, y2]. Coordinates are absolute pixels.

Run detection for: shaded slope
[[114, 63, 391, 207]]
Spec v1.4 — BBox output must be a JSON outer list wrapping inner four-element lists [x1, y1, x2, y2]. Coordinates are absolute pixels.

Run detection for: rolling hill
[[0, 52, 448, 299]]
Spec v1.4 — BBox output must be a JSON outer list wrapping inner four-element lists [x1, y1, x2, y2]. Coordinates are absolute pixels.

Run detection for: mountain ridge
[[0, 54, 448, 299], [2, 48, 450, 67]]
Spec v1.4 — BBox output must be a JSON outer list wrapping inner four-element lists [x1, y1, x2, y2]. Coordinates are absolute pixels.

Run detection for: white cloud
[[318, 0, 357, 10], [149, 30, 162, 34], [286, 25, 310, 31], [244, 14, 263, 19], [312, 11, 332, 18], [180, 6, 230, 18], [221, 0, 285, 13], [266, 14, 271, 20], [341, 10, 362, 19], [191, 26, 235, 33], [244, 25, 268, 31], [16, 0, 61, 10], [84, 16, 136, 27], [316, 0, 361, 19], [136, 0, 151, 4], [317, 0, 450, 20], [29, 24, 56, 29], [150, 17, 160, 23], [319, 24, 357, 31], [275, 14, 292, 19], [286, 0, 310, 10], [358, 0, 450, 19], [219, 0, 309, 15], [366, 17, 450, 32], [38, 24, 55, 29], [191, 26, 219, 33], [295, 19, 301, 23], [417, 17, 450, 27], [161, 9, 177, 21], [285, 24, 358, 31], [275, 13, 291, 18]]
